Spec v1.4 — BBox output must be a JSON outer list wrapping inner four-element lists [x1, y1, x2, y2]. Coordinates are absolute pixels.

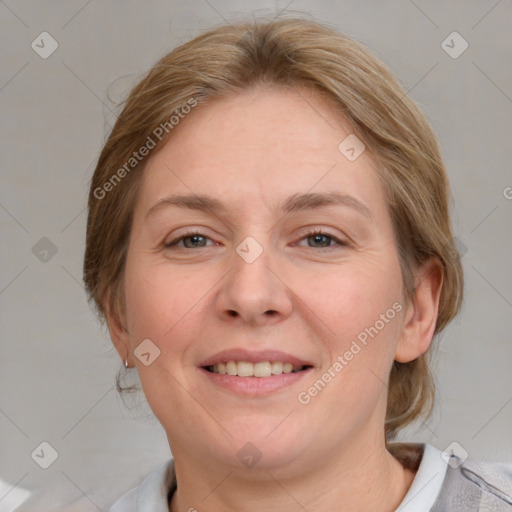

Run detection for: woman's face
[[117, 85, 413, 471]]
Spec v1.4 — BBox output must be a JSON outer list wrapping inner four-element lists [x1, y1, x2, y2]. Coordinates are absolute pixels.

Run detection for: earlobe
[[395, 258, 443, 363], [104, 288, 131, 365]]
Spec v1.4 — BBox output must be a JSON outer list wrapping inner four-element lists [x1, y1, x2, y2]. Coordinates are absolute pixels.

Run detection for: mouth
[[204, 361, 312, 377], [198, 349, 314, 395]]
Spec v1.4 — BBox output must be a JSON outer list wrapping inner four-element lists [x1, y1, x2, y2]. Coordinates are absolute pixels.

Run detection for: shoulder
[[431, 450, 512, 511], [389, 442, 512, 511]]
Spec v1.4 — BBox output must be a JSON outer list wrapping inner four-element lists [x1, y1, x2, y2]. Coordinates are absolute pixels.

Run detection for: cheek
[[123, 258, 217, 363], [301, 259, 402, 339], [124, 273, 169, 340], [301, 278, 402, 428], [122, 261, 205, 424], [302, 260, 404, 399], [124, 257, 184, 334]]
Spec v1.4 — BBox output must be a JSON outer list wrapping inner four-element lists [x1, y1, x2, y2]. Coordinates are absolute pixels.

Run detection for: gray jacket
[[431, 453, 512, 511]]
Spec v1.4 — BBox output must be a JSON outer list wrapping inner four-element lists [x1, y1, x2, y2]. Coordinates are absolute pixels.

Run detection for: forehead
[[135, 85, 385, 219]]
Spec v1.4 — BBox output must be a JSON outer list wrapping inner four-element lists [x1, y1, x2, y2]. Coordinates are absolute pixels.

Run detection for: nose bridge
[[217, 230, 292, 323], [233, 231, 275, 300]]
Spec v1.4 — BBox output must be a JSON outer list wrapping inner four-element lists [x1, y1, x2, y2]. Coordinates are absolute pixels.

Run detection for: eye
[[163, 228, 348, 251], [164, 230, 214, 249], [297, 229, 348, 249]]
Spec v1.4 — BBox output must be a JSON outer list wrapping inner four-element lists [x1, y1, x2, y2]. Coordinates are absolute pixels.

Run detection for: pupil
[[312, 234, 329, 247], [186, 235, 204, 248]]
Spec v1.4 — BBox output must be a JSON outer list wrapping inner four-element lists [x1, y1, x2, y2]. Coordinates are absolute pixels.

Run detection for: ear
[[104, 288, 132, 367], [395, 258, 443, 363]]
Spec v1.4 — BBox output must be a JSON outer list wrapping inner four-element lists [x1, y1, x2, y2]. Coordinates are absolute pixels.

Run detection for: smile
[[198, 348, 314, 395], [206, 361, 310, 377]]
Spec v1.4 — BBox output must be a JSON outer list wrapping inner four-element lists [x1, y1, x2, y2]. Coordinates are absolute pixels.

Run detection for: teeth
[[254, 362, 271, 377], [211, 361, 305, 377], [283, 362, 293, 374], [271, 361, 283, 374], [237, 361, 254, 377], [226, 361, 237, 376]]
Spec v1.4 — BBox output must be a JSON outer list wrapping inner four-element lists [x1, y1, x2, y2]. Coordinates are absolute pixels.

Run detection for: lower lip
[[199, 367, 313, 396]]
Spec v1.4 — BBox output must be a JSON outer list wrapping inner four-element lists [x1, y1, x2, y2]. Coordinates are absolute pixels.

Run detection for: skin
[[107, 84, 442, 512]]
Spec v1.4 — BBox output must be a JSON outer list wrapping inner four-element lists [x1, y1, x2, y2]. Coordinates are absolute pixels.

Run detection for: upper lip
[[198, 348, 314, 368]]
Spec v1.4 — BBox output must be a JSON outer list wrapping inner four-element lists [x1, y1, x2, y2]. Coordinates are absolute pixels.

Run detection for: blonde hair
[[83, 16, 463, 441]]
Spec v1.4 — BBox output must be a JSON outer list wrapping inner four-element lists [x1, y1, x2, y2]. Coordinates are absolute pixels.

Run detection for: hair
[[83, 15, 464, 442]]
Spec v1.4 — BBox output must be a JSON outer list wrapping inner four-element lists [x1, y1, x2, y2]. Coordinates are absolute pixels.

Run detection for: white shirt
[[109, 442, 449, 511], [395, 443, 448, 511]]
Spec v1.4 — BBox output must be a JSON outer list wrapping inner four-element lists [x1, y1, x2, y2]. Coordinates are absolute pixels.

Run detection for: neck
[[169, 434, 417, 512]]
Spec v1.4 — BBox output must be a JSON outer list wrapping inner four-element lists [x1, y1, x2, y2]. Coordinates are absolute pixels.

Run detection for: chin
[[212, 422, 311, 471]]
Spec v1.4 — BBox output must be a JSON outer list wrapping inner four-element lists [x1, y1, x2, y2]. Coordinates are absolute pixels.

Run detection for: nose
[[215, 239, 293, 327]]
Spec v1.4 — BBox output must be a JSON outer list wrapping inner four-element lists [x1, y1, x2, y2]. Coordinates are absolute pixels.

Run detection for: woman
[[83, 16, 512, 511]]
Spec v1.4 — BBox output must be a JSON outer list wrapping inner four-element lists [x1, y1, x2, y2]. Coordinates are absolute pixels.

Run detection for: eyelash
[[164, 228, 348, 250]]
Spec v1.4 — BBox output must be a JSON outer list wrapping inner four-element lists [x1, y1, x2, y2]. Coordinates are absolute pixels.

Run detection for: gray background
[[1, 0, 511, 510]]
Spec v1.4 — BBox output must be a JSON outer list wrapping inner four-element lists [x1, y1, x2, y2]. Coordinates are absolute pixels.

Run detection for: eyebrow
[[144, 192, 373, 221]]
